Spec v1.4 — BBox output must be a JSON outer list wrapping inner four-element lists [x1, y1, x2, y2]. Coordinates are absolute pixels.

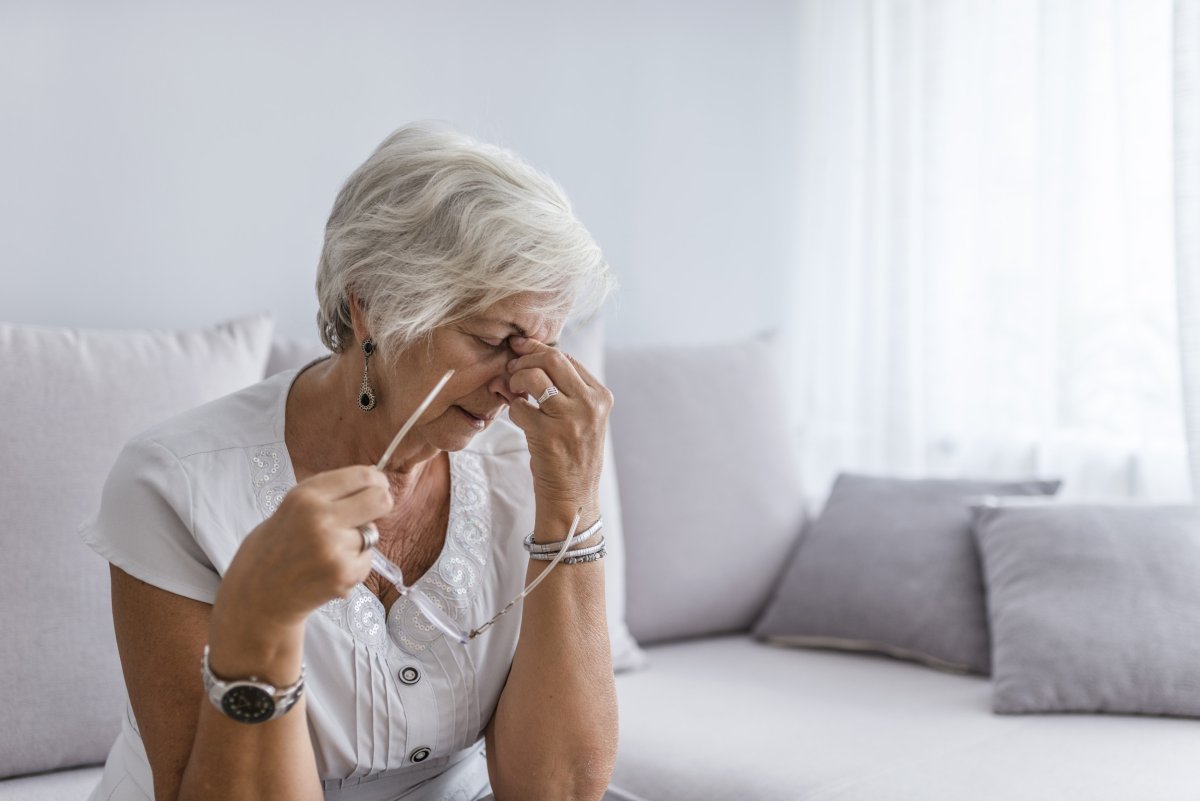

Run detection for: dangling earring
[[358, 338, 377, 411]]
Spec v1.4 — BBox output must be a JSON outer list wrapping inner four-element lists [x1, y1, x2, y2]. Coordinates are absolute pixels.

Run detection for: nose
[[487, 370, 517, 405]]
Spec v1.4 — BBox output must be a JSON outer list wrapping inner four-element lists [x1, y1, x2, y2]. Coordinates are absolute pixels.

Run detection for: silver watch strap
[[201, 644, 306, 723]]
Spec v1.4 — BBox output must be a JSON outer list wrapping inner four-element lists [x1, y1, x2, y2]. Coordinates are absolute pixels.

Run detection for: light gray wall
[[0, 1, 797, 349]]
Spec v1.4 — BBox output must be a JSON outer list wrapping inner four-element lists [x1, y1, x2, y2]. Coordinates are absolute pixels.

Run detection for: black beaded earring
[[358, 338, 377, 411]]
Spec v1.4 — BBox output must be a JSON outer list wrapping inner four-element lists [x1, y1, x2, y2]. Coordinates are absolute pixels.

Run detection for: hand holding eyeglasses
[[222, 347, 601, 648], [212, 372, 457, 635], [220, 464, 394, 632]]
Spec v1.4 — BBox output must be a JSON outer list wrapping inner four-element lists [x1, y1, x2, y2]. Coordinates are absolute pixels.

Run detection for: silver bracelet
[[528, 536, 607, 561], [562, 546, 607, 565], [523, 517, 603, 553]]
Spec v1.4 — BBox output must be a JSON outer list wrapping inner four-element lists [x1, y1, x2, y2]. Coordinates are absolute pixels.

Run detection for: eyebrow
[[478, 319, 558, 348]]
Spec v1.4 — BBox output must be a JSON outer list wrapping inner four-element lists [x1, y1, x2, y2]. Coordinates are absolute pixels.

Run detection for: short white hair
[[315, 122, 616, 361]]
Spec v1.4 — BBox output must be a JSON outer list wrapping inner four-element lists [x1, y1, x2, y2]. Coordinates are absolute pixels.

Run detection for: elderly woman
[[82, 124, 620, 801]]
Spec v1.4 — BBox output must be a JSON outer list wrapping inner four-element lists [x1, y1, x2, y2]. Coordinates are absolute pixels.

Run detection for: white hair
[[315, 122, 616, 364]]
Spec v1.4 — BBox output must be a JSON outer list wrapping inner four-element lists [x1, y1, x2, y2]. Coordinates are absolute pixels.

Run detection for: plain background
[[0, 1, 800, 364]]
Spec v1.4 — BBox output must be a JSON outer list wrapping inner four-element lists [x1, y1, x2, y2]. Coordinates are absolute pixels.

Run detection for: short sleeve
[[79, 436, 221, 604]]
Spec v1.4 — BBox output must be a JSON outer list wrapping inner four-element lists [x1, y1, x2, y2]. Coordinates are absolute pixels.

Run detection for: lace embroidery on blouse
[[387, 450, 490, 655], [298, 449, 491, 655], [249, 447, 291, 517]]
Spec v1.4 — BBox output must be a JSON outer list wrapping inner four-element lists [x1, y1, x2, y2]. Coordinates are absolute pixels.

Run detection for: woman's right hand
[[217, 465, 394, 632], [114, 468, 390, 801]]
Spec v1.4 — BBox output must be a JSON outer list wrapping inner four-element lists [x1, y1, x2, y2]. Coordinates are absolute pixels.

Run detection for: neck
[[288, 353, 442, 489]]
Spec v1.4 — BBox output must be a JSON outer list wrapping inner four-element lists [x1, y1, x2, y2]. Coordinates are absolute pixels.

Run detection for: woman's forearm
[[487, 498, 620, 801], [177, 606, 323, 801]]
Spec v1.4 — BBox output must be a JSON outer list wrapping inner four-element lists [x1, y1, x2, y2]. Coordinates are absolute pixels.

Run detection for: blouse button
[[409, 746, 432, 763], [398, 666, 421, 685]]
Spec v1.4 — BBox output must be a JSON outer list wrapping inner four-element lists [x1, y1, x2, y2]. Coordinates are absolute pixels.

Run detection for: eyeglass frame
[[359, 368, 588, 645]]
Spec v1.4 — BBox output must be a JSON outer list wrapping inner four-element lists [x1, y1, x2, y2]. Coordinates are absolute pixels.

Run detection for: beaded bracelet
[[562, 547, 607, 565], [523, 517, 603, 554], [528, 535, 607, 561]]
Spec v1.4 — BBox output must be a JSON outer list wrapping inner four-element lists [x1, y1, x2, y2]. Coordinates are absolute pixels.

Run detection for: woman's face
[[372, 293, 564, 452]]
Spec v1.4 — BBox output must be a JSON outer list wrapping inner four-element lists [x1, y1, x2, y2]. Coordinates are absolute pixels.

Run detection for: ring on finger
[[535, 385, 559, 405], [358, 523, 380, 553]]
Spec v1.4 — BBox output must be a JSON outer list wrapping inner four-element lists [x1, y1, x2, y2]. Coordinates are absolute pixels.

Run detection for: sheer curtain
[[1177, 0, 1200, 499], [791, 0, 1191, 503]]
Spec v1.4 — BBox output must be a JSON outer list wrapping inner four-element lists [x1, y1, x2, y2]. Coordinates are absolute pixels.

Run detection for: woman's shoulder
[[78, 372, 301, 604], [131, 369, 294, 463]]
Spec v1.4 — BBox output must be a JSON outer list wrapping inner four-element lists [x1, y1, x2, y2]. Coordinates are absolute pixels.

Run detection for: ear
[[347, 292, 371, 345]]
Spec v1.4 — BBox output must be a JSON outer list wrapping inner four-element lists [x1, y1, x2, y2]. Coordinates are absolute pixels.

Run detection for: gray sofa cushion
[[612, 636, 1200, 801], [973, 501, 1200, 717], [0, 315, 273, 780], [0, 767, 103, 801], [754, 474, 1060, 674], [605, 332, 808, 644]]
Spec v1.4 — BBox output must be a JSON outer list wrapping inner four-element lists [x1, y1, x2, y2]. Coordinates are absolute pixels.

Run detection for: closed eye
[[477, 337, 507, 350]]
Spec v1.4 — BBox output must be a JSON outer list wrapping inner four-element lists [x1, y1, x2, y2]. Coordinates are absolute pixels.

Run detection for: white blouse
[[81, 356, 536, 801]]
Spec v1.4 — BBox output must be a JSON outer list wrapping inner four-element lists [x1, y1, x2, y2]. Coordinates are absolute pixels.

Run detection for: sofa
[[1, 313, 1197, 801]]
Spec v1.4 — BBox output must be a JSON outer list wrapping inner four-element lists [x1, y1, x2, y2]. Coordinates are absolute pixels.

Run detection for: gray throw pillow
[[972, 501, 1200, 717], [754, 474, 1061, 674]]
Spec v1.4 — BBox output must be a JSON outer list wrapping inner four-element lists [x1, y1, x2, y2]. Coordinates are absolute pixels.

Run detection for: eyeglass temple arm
[[467, 507, 583, 639]]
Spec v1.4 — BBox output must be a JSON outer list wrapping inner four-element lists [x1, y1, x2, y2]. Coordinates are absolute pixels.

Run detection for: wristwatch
[[201, 644, 306, 724]]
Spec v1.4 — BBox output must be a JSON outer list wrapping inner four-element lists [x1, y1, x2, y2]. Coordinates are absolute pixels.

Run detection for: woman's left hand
[[504, 336, 612, 514]]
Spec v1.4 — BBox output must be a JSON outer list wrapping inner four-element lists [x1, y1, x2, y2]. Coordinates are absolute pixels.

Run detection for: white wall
[[0, 1, 798, 350]]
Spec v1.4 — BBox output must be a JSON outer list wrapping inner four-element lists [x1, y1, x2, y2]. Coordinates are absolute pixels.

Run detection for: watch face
[[221, 685, 276, 724]]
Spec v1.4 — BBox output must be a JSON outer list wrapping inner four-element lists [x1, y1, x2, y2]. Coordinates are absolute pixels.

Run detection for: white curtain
[[1177, 0, 1200, 500], [792, 0, 1191, 503]]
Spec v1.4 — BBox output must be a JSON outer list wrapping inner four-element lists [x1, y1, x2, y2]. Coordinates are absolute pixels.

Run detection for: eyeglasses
[[359, 369, 582, 645]]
